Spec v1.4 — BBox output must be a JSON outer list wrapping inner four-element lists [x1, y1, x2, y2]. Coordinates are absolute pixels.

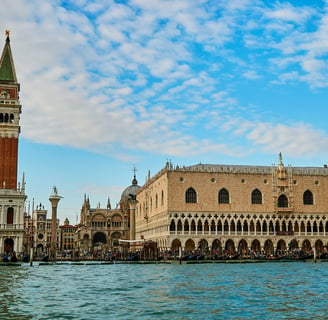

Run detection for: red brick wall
[[0, 137, 18, 189]]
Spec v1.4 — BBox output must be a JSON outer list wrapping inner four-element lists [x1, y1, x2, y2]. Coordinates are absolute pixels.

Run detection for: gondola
[[22, 254, 30, 262], [41, 255, 49, 262]]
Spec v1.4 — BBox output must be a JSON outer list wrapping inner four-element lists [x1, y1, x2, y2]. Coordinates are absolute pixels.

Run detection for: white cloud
[[264, 3, 315, 24], [301, 57, 326, 73], [245, 122, 328, 156], [243, 70, 261, 79], [1, 0, 328, 165]]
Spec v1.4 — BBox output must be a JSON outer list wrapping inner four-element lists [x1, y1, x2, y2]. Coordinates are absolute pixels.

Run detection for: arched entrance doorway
[[276, 239, 286, 254], [315, 239, 324, 256], [93, 232, 107, 244], [289, 239, 298, 250], [184, 239, 195, 252], [198, 239, 208, 254], [212, 239, 222, 255], [111, 232, 122, 244], [92, 232, 107, 258], [238, 239, 248, 256], [225, 239, 235, 252], [251, 239, 261, 253], [302, 239, 312, 253], [4, 238, 14, 253], [264, 239, 274, 256], [171, 239, 182, 253], [36, 243, 44, 257]]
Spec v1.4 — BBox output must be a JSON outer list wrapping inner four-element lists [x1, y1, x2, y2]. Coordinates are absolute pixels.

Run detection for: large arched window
[[218, 188, 229, 204], [278, 194, 288, 208], [185, 187, 197, 203], [111, 214, 122, 228], [191, 220, 196, 232], [184, 220, 189, 232], [6, 208, 14, 224], [169, 220, 176, 232], [303, 190, 313, 205], [251, 189, 262, 204]]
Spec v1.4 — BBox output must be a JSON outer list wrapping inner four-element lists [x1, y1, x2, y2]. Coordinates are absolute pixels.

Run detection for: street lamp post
[[49, 186, 62, 263]]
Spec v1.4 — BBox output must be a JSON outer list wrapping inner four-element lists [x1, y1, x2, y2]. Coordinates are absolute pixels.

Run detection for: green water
[[0, 262, 327, 319]]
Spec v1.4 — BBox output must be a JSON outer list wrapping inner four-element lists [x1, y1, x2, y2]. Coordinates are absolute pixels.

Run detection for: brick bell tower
[[0, 31, 26, 255], [0, 30, 21, 189]]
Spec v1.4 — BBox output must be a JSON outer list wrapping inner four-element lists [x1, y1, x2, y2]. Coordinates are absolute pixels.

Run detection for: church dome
[[120, 174, 140, 203]]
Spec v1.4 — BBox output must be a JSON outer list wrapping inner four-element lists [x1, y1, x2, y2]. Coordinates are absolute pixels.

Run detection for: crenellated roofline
[[137, 160, 328, 194]]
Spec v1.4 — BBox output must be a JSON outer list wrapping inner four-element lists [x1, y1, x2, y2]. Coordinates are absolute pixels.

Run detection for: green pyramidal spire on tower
[[0, 31, 17, 82]]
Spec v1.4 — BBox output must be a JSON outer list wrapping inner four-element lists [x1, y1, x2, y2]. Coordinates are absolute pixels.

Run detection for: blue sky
[[1, 0, 328, 224]]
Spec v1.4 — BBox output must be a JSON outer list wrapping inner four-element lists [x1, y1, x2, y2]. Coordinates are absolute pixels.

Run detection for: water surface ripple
[[0, 262, 327, 319]]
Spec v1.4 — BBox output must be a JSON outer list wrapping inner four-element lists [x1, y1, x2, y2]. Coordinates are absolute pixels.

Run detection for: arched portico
[[238, 239, 248, 256], [302, 239, 312, 253], [198, 239, 208, 253], [276, 239, 286, 254], [212, 239, 222, 255], [251, 239, 261, 253], [315, 239, 324, 254], [171, 238, 182, 252], [225, 239, 235, 252], [184, 239, 195, 252], [93, 232, 107, 244], [264, 239, 274, 255], [289, 239, 298, 250]]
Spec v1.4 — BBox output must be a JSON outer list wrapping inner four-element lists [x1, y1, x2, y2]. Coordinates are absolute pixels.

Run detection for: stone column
[[128, 198, 138, 251], [1, 205, 4, 225], [49, 186, 62, 262]]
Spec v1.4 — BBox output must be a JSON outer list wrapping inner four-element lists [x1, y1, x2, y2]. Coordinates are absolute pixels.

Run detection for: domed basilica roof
[[120, 174, 140, 203]]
